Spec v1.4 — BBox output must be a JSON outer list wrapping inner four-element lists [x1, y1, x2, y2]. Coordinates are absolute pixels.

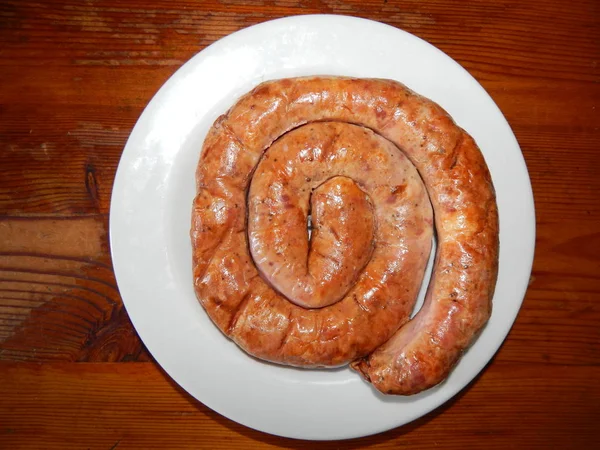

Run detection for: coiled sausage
[[191, 76, 499, 395]]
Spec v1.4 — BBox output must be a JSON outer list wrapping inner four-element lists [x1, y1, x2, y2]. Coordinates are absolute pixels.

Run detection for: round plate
[[110, 15, 535, 440]]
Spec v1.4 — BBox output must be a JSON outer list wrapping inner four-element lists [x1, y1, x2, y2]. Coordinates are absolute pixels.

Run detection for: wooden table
[[1, 0, 598, 448]]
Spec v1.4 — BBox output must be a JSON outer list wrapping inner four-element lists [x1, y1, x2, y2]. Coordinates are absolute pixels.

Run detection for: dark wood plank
[[499, 220, 600, 366], [0, 362, 598, 449], [1, 1, 598, 216], [0, 1, 600, 216], [0, 216, 149, 362]]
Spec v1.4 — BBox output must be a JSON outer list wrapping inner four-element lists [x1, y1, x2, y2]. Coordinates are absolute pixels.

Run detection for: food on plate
[[191, 76, 499, 395]]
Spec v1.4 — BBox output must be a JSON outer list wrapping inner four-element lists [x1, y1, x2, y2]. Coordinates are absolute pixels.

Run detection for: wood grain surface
[[1, 0, 599, 448]]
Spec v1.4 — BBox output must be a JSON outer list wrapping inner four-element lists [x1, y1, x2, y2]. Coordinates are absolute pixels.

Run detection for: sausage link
[[191, 77, 499, 394]]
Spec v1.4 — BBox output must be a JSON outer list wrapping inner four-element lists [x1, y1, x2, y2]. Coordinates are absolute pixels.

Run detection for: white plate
[[110, 15, 535, 440]]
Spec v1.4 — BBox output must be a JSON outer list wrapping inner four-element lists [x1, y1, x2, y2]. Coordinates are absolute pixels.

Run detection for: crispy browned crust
[[191, 76, 499, 395]]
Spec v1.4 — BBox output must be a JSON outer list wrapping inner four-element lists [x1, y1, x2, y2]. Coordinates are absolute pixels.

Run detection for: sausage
[[193, 121, 432, 366], [248, 122, 432, 310], [191, 76, 499, 394]]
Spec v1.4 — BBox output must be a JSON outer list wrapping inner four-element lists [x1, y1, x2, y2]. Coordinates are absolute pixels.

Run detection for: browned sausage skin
[[248, 122, 430, 310], [191, 76, 499, 395], [193, 121, 433, 367]]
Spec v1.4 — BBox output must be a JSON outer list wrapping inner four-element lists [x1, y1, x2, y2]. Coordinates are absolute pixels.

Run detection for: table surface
[[1, 0, 599, 448]]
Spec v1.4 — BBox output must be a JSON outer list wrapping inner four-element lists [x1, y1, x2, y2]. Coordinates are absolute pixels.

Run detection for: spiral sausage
[[191, 76, 499, 395]]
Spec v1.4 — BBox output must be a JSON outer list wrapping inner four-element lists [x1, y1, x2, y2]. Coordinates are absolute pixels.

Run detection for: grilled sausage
[[191, 76, 499, 394]]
